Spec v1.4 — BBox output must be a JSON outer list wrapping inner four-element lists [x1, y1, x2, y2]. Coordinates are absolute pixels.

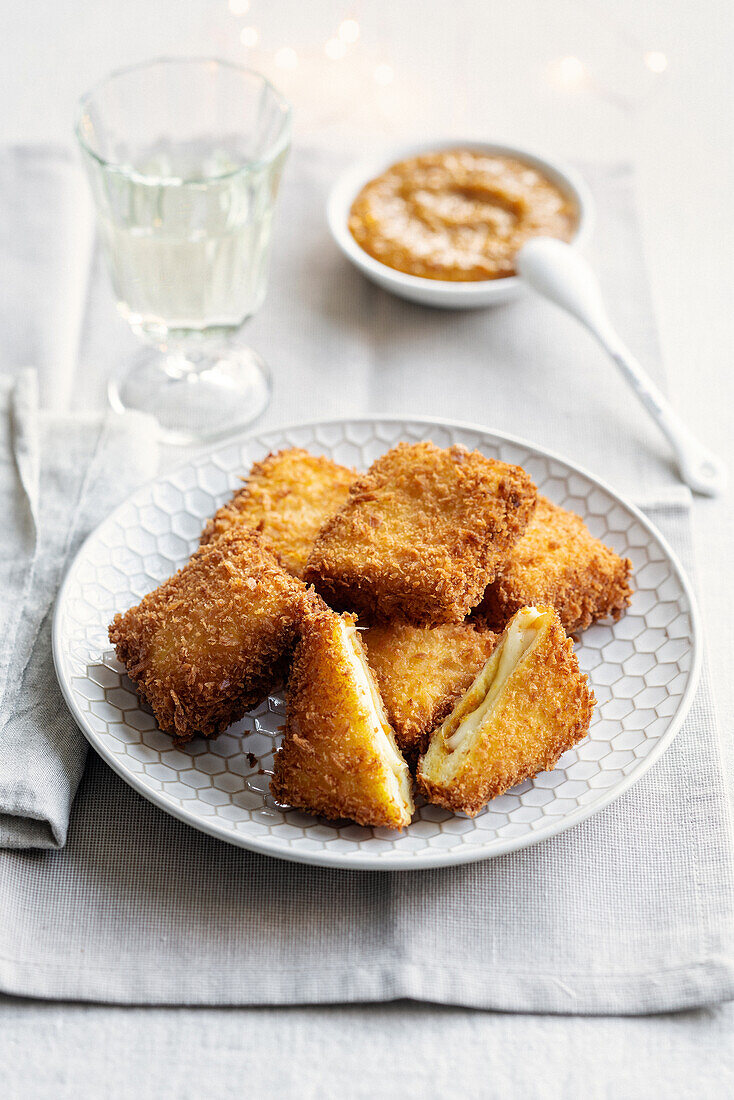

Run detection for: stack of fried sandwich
[[110, 443, 632, 829]]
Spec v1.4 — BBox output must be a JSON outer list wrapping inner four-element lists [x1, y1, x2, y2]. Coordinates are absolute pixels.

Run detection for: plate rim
[[53, 414, 702, 871]]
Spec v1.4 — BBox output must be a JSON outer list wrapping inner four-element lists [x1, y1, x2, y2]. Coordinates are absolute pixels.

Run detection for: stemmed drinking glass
[[76, 58, 291, 443]]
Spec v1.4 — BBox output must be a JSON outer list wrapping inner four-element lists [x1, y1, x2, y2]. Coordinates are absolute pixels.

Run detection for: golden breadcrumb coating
[[417, 606, 595, 815], [362, 621, 497, 763], [200, 448, 356, 577], [304, 441, 537, 625], [476, 496, 633, 634], [109, 528, 306, 743], [271, 603, 414, 829]]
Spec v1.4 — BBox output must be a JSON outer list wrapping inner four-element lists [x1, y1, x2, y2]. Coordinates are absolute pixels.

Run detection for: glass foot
[[108, 345, 271, 445]]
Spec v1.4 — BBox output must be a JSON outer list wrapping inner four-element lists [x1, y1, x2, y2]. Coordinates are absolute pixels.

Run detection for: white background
[[1, 0, 732, 1095]]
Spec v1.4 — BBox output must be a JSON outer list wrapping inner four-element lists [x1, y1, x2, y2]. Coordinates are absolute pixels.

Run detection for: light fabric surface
[[0, 146, 94, 411], [1, 996, 733, 1100], [0, 371, 158, 847], [0, 150, 732, 1018]]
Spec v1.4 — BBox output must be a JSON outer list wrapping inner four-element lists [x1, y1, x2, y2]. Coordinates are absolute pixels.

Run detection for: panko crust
[[200, 448, 356, 578], [362, 621, 497, 763], [109, 528, 307, 743], [417, 608, 595, 815], [270, 602, 414, 829], [476, 496, 633, 634], [304, 441, 537, 625]]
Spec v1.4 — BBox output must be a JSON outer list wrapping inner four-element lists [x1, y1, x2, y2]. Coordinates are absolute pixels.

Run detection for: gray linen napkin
[[0, 147, 731, 1015], [0, 370, 158, 847]]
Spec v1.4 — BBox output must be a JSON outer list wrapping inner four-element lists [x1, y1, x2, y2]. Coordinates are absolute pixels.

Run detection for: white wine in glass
[[76, 58, 291, 444]]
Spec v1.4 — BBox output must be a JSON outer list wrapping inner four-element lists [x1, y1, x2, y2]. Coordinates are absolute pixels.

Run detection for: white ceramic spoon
[[517, 237, 727, 497]]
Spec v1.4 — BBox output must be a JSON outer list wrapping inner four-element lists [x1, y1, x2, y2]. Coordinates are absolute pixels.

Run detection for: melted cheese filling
[[445, 607, 545, 752], [341, 622, 410, 808]]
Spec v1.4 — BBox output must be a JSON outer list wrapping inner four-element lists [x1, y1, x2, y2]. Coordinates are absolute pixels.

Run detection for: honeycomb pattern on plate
[[53, 419, 699, 869]]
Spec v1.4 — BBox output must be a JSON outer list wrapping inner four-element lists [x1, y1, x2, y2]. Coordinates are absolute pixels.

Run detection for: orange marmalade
[[348, 149, 577, 281]]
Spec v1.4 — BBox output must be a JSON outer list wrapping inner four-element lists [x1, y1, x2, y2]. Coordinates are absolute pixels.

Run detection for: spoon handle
[[601, 334, 727, 497], [517, 238, 727, 497]]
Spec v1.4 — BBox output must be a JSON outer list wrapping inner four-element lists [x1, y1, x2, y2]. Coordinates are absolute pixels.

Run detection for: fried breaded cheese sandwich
[[109, 528, 306, 743], [270, 602, 414, 829], [362, 621, 497, 764], [477, 496, 633, 634], [417, 606, 594, 816], [304, 441, 537, 625], [200, 448, 356, 578]]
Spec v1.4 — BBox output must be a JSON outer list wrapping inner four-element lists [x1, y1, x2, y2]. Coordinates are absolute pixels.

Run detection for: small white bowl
[[327, 139, 594, 309]]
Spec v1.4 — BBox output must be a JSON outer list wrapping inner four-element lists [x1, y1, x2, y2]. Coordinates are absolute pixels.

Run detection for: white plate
[[53, 417, 701, 871], [326, 140, 594, 308]]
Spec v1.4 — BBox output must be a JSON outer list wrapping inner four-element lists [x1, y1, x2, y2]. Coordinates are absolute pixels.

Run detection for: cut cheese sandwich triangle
[[271, 602, 414, 829], [417, 606, 594, 816]]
